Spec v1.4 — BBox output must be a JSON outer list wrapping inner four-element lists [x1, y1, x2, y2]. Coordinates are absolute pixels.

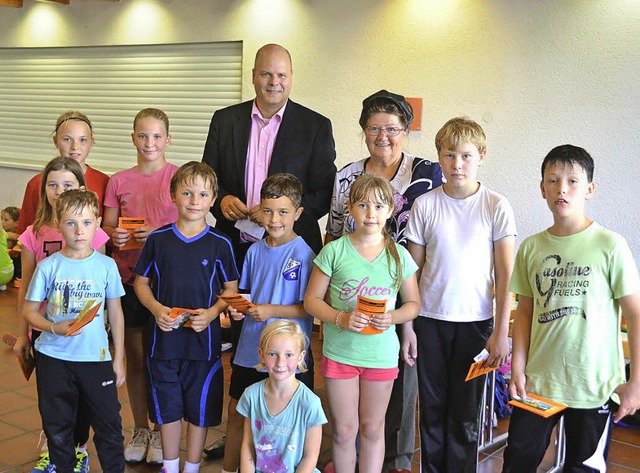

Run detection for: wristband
[[335, 311, 344, 332], [50, 322, 57, 335]]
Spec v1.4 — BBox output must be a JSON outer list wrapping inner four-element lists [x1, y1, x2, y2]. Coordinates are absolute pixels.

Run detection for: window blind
[[0, 41, 242, 174]]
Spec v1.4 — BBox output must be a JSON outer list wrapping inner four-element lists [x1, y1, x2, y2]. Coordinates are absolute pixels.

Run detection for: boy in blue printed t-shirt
[[220, 173, 317, 473], [133, 162, 240, 473], [23, 189, 126, 473]]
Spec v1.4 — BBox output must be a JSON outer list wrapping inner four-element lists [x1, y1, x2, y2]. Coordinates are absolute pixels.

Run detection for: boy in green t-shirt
[[503, 145, 640, 472]]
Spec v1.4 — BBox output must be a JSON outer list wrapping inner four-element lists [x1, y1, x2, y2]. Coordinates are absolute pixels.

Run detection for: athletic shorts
[[121, 284, 152, 328], [229, 364, 269, 400], [320, 355, 399, 381], [147, 357, 224, 427]]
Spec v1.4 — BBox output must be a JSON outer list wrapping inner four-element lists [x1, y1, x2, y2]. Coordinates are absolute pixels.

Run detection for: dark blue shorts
[[147, 357, 224, 427]]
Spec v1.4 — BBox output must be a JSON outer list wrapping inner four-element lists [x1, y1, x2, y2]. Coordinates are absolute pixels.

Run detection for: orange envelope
[[65, 300, 102, 337], [169, 307, 196, 329], [356, 295, 385, 335], [219, 294, 255, 313], [17, 351, 35, 381], [509, 393, 567, 418], [465, 358, 498, 381], [118, 217, 146, 251]]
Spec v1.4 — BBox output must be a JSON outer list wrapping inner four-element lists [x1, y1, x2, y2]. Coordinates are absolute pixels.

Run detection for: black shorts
[[147, 357, 224, 427], [121, 284, 152, 329]]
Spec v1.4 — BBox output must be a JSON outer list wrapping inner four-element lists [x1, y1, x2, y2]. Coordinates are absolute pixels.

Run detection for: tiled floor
[[1, 283, 639, 472]]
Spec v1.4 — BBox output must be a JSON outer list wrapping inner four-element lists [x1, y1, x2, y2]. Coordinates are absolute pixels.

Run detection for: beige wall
[[1, 0, 639, 259]]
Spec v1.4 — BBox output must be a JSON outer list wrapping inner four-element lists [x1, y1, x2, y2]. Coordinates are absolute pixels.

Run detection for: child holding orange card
[[102, 108, 179, 464], [219, 174, 317, 473], [22, 189, 126, 472], [133, 162, 239, 473], [304, 174, 420, 473]]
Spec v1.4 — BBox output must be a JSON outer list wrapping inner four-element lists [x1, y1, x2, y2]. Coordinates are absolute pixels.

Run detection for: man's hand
[[221, 195, 250, 222]]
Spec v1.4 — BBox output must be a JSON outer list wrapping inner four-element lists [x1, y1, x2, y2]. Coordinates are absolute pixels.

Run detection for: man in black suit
[[202, 43, 336, 263], [201, 43, 336, 465]]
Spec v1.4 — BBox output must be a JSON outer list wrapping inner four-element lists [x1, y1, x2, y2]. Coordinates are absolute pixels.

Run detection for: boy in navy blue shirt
[[134, 161, 239, 473]]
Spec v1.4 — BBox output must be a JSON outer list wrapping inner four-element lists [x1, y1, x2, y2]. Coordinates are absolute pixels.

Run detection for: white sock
[[163, 457, 180, 473], [76, 443, 87, 454], [183, 461, 200, 473]]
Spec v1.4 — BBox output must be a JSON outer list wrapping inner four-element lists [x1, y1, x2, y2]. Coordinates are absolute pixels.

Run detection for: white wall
[[1, 0, 639, 259]]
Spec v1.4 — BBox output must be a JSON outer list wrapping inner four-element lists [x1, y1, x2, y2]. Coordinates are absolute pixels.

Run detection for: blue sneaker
[[74, 449, 89, 473], [30, 451, 54, 473]]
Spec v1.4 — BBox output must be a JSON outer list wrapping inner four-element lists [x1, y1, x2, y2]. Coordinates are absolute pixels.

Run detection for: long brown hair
[[33, 157, 85, 234], [348, 174, 403, 290]]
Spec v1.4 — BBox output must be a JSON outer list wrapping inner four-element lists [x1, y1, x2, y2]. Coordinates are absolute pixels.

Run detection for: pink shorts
[[320, 355, 399, 381]]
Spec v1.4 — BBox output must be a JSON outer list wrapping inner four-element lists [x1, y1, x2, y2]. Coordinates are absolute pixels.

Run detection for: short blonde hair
[[170, 161, 218, 197], [55, 189, 100, 221], [435, 116, 486, 154], [255, 320, 308, 372]]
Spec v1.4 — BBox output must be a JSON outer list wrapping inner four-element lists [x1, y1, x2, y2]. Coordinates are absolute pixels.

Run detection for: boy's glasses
[[364, 126, 406, 137]]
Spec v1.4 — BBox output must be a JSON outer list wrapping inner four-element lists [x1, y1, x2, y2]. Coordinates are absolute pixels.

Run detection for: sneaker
[[145, 430, 163, 464], [74, 450, 89, 473], [203, 435, 225, 459], [13, 277, 21, 288], [124, 427, 150, 463], [221, 342, 233, 352], [0, 284, 6, 291], [30, 451, 54, 473]]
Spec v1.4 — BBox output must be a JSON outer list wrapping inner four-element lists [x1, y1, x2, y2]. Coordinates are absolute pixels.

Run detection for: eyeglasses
[[364, 126, 406, 137]]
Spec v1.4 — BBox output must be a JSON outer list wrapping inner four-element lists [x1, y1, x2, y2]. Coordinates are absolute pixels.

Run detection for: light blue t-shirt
[[27, 251, 125, 362], [237, 379, 327, 473], [234, 236, 315, 369]]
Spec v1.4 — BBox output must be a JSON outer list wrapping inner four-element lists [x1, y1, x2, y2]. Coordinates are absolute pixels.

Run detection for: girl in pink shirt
[[102, 108, 178, 464]]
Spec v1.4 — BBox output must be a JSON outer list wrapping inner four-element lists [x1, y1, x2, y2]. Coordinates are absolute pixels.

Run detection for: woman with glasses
[[324, 89, 443, 473]]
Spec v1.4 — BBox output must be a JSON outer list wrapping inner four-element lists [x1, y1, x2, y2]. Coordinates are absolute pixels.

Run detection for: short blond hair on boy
[[435, 116, 487, 154], [170, 161, 219, 197], [55, 188, 100, 220]]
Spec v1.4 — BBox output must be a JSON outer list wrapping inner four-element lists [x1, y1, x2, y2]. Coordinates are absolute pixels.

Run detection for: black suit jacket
[[202, 99, 336, 256]]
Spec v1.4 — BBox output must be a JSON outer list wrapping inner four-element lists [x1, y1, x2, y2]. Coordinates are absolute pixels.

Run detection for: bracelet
[[50, 322, 57, 335], [335, 311, 344, 332]]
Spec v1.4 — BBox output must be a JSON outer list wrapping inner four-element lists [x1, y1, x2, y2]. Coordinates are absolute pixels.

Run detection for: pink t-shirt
[[104, 162, 179, 285], [19, 225, 110, 263]]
